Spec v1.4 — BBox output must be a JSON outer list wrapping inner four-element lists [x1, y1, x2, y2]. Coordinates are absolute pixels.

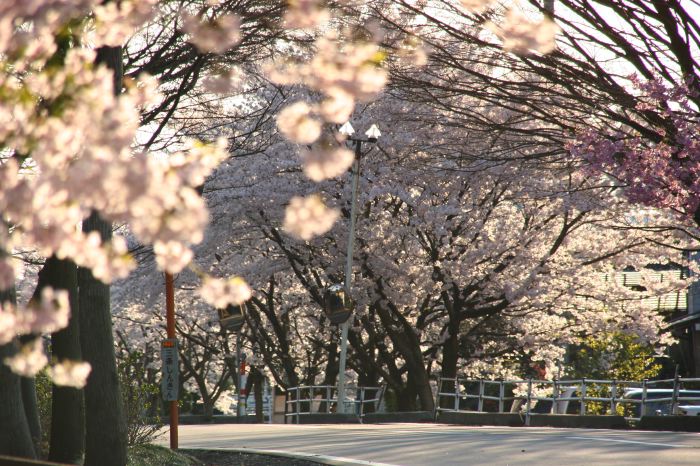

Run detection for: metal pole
[[165, 272, 178, 450], [337, 141, 362, 414], [236, 332, 242, 417]]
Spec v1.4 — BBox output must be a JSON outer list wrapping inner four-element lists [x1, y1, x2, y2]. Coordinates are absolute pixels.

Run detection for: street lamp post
[[335, 122, 380, 414], [217, 303, 247, 417]]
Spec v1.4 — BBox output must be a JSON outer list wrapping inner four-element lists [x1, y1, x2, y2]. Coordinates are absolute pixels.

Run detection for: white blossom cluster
[[0, 0, 248, 384]]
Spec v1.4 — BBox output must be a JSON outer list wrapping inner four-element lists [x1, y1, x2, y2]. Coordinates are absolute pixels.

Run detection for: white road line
[[565, 436, 685, 448]]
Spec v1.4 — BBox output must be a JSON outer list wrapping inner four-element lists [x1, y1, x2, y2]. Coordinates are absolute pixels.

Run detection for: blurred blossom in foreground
[[154, 240, 194, 274], [48, 360, 92, 388], [0, 287, 71, 346], [0, 256, 18, 290], [276, 102, 322, 144], [28, 287, 71, 334], [199, 276, 252, 309], [4, 339, 48, 377], [283, 195, 340, 240], [284, 0, 330, 29], [300, 146, 354, 182], [182, 12, 241, 54], [487, 8, 559, 55], [0, 308, 18, 345], [319, 89, 355, 124], [91, 0, 157, 47], [460, 0, 497, 13], [202, 68, 244, 94]]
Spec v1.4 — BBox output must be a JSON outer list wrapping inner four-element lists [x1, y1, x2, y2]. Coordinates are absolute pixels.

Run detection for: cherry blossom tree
[[7, 1, 695, 462], [140, 78, 691, 413]]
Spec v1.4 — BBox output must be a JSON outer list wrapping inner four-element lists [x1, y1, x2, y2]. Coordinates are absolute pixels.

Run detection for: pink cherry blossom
[[283, 0, 329, 29], [47, 360, 92, 388], [300, 146, 354, 182], [27, 287, 71, 335], [318, 89, 355, 124], [0, 308, 18, 345], [276, 102, 322, 144], [182, 12, 241, 55], [3, 339, 48, 377], [198, 276, 252, 309], [154, 240, 194, 275], [569, 77, 700, 220], [283, 194, 339, 240], [487, 8, 559, 55], [0, 257, 16, 290], [459, 0, 497, 13], [202, 68, 244, 94]]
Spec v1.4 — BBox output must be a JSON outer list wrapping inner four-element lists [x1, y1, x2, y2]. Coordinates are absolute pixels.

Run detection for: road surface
[[160, 423, 700, 465]]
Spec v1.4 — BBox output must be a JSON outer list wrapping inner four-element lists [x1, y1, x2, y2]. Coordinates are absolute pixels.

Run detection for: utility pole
[[165, 272, 178, 449]]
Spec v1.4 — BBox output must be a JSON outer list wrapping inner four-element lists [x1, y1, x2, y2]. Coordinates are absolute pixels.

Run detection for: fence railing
[[284, 385, 384, 424], [435, 376, 700, 424]]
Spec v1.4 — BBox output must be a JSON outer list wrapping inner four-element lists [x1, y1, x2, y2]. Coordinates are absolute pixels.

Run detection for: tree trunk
[[439, 321, 460, 409], [203, 398, 214, 420], [79, 212, 127, 466], [0, 289, 36, 458], [375, 304, 434, 412], [18, 333, 42, 456], [396, 383, 417, 412], [250, 368, 264, 422], [20, 377, 42, 456], [39, 257, 85, 464]]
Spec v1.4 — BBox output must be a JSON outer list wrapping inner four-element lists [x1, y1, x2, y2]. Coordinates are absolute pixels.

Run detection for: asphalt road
[[162, 423, 700, 465]]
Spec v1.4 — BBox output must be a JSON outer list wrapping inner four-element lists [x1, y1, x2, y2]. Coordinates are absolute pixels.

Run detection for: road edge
[[182, 447, 399, 466]]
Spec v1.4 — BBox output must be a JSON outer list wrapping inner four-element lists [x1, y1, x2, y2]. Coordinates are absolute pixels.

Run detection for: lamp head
[[338, 122, 356, 137], [365, 124, 381, 143]]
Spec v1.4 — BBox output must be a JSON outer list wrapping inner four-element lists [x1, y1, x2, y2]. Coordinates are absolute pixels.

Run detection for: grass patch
[[127, 444, 199, 466]]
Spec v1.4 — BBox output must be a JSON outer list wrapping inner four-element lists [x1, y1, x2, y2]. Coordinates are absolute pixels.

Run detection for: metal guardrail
[[435, 376, 700, 425], [284, 385, 384, 424]]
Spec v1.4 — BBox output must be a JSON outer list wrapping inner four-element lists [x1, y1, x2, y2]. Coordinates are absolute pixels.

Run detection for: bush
[[567, 332, 662, 415], [127, 444, 198, 466], [118, 351, 164, 446]]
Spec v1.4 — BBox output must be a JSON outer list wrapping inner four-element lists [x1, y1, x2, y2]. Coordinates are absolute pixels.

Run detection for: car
[[621, 389, 700, 417], [678, 405, 700, 416]]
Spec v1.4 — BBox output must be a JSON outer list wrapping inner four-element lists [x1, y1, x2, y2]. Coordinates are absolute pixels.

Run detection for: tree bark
[[43, 257, 85, 464], [20, 376, 42, 456], [79, 211, 128, 466], [439, 318, 461, 409], [0, 289, 36, 458], [18, 333, 42, 456]]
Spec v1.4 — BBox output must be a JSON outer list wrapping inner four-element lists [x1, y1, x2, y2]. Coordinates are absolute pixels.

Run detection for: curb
[[183, 447, 399, 466], [362, 411, 433, 424], [528, 414, 627, 429], [637, 415, 700, 432], [437, 411, 524, 427]]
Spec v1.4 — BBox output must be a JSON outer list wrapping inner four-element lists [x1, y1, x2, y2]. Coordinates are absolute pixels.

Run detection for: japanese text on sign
[[161, 339, 179, 401]]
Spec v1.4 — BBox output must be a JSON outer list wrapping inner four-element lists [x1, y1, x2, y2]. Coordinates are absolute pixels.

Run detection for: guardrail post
[[672, 372, 680, 415], [454, 378, 460, 412], [360, 387, 366, 418], [552, 379, 558, 414], [284, 389, 289, 424], [498, 381, 505, 413], [326, 386, 331, 413], [525, 378, 532, 426], [641, 379, 648, 417], [580, 378, 586, 416], [478, 379, 485, 412], [296, 387, 301, 424], [434, 377, 441, 420], [611, 380, 617, 415]]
